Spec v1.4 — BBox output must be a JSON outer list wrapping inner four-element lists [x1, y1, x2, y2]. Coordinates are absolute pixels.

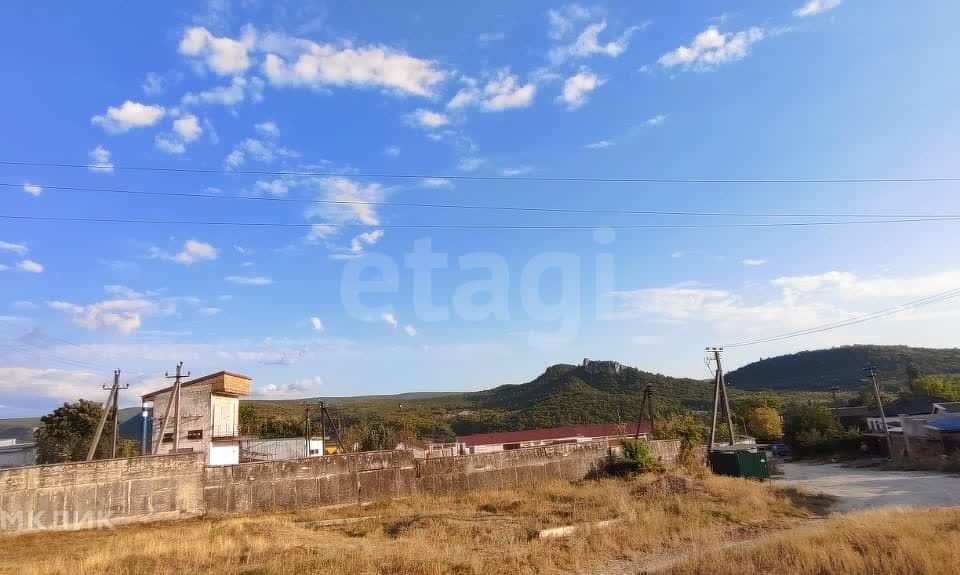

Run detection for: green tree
[[746, 406, 783, 441], [907, 375, 960, 401], [34, 400, 107, 464]]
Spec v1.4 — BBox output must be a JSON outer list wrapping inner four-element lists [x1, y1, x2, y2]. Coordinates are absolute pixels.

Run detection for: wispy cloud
[[794, 0, 842, 18], [226, 275, 273, 286], [659, 26, 767, 71], [584, 139, 615, 149]]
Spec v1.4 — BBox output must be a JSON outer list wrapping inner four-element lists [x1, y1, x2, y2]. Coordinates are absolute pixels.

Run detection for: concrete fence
[[0, 438, 682, 535]]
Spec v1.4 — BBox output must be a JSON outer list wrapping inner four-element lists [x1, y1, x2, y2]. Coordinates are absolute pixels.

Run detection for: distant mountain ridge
[[726, 345, 960, 391]]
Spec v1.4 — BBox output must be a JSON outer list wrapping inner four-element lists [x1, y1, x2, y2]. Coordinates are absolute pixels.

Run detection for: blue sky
[[2, 0, 960, 416]]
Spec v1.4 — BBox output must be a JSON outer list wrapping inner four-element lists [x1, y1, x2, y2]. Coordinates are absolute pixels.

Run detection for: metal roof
[[456, 423, 651, 447]]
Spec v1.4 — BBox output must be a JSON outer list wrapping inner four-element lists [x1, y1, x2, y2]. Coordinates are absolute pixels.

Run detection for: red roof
[[456, 423, 651, 447]]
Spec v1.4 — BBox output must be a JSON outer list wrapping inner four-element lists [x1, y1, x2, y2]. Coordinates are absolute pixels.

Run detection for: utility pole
[[87, 369, 125, 461], [152, 362, 190, 455], [319, 401, 345, 453], [865, 365, 893, 454], [634, 383, 656, 439], [303, 403, 312, 458], [707, 347, 736, 448]]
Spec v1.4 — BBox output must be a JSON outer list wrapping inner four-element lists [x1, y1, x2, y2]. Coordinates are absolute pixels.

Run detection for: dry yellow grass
[[0, 474, 828, 575], [664, 506, 960, 575]]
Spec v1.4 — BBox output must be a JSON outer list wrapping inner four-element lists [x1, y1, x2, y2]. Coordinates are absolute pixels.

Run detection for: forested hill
[[725, 345, 960, 391], [466, 363, 713, 430]]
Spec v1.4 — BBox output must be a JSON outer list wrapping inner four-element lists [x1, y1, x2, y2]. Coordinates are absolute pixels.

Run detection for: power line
[[2, 213, 960, 230], [3, 159, 960, 184], [723, 287, 960, 348], [2, 182, 957, 219]]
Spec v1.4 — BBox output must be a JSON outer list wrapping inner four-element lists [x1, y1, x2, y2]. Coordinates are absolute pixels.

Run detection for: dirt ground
[[776, 461, 960, 512]]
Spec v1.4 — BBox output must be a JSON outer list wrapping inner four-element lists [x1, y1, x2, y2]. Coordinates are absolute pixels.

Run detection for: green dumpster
[[708, 449, 769, 480]]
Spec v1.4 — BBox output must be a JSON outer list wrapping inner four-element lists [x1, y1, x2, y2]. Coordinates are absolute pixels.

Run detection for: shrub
[[608, 439, 664, 476]]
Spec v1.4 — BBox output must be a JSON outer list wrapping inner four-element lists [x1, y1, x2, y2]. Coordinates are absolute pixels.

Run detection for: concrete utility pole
[[707, 348, 737, 448], [865, 365, 894, 454], [152, 362, 190, 455], [87, 369, 125, 461], [303, 403, 312, 458], [634, 383, 656, 439]]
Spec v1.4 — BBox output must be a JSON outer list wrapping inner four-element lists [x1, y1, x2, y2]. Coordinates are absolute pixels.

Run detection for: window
[[187, 430, 203, 440], [162, 433, 174, 443]]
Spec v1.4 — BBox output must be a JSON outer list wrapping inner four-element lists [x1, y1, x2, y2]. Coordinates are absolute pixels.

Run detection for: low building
[[395, 438, 462, 458], [865, 396, 948, 434], [933, 402, 960, 415], [240, 437, 325, 462], [456, 422, 651, 455], [830, 406, 870, 431], [142, 371, 251, 466], [0, 439, 36, 469]]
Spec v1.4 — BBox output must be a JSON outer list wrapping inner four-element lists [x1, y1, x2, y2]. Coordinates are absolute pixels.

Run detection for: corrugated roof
[[926, 415, 960, 433], [934, 402, 960, 413], [456, 423, 651, 447], [867, 396, 947, 418]]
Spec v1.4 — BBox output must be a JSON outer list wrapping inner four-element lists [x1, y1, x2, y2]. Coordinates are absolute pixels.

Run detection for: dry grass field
[[9, 470, 957, 575], [664, 506, 960, 574], [0, 472, 827, 575]]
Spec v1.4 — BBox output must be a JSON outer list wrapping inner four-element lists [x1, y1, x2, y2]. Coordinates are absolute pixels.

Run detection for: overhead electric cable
[[1, 182, 956, 219], [2, 160, 959, 184], [723, 287, 960, 348], [2, 214, 960, 230]]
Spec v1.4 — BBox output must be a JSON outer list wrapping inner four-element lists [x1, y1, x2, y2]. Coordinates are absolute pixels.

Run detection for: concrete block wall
[[0, 453, 205, 534], [0, 439, 684, 534], [203, 449, 417, 515]]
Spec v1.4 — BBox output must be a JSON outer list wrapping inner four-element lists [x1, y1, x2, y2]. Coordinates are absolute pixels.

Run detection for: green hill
[[725, 345, 960, 391]]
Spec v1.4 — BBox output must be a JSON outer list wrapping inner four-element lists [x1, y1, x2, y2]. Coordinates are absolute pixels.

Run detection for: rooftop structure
[[456, 422, 650, 454]]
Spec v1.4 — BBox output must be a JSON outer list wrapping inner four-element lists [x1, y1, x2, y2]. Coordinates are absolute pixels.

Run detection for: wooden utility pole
[[152, 362, 189, 455], [865, 365, 894, 453], [87, 369, 124, 461], [707, 348, 736, 448]]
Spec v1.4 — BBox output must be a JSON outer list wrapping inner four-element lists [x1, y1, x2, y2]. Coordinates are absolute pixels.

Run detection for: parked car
[[769, 443, 793, 457]]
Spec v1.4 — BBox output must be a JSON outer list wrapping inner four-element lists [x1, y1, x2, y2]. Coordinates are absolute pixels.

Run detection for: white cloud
[[252, 377, 324, 399], [500, 166, 533, 177], [173, 240, 219, 265], [91, 101, 165, 133], [181, 76, 264, 107], [384, 145, 400, 157], [103, 285, 153, 299], [254, 121, 279, 138], [154, 135, 186, 155], [382, 312, 398, 328], [0, 368, 106, 404], [659, 26, 767, 71], [225, 137, 299, 168], [549, 20, 640, 64], [304, 177, 386, 237], [198, 307, 222, 316], [142, 72, 166, 95], [794, 0, 842, 17], [226, 275, 273, 285], [350, 229, 384, 254], [255, 179, 289, 196], [262, 35, 446, 97], [584, 139, 615, 149], [22, 182, 42, 196], [310, 316, 325, 332], [173, 114, 203, 141], [407, 109, 449, 129], [477, 32, 506, 45], [448, 70, 536, 112], [0, 241, 28, 256], [419, 177, 453, 189], [404, 324, 417, 337], [643, 114, 668, 127], [17, 260, 43, 273], [457, 157, 486, 171], [546, 4, 594, 40], [742, 258, 768, 266], [558, 68, 604, 110], [88, 146, 114, 173], [49, 298, 153, 334], [179, 25, 256, 75]]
